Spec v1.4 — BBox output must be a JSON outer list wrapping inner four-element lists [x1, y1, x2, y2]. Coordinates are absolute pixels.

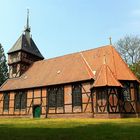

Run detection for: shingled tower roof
[[8, 10, 44, 59], [8, 34, 44, 59]]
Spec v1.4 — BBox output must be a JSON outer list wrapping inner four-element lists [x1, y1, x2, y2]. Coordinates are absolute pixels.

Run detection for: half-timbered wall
[[119, 82, 138, 113], [0, 81, 139, 118], [95, 88, 107, 113], [8, 51, 43, 78], [0, 81, 93, 117], [93, 81, 140, 116], [8, 52, 21, 64], [47, 82, 92, 116]]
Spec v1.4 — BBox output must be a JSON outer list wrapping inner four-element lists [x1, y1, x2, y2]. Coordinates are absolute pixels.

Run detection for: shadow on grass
[[0, 123, 140, 140]]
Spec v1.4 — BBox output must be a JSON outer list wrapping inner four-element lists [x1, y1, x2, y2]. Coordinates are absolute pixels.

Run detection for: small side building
[[0, 16, 140, 118]]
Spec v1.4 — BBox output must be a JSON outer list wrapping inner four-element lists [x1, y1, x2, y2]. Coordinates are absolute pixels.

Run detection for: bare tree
[[115, 35, 140, 65], [115, 35, 140, 79]]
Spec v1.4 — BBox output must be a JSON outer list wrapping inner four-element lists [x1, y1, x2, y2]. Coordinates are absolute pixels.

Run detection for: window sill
[[3, 110, 9, 112], [14, 109, 26, 111], [73, 106, 82, 109]]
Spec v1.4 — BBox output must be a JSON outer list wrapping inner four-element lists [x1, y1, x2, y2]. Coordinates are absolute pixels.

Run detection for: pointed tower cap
[[24, 9, 30, 32]]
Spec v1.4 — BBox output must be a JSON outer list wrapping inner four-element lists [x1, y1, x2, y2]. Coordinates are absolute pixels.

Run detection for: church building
[[0, 13, 140, 118]]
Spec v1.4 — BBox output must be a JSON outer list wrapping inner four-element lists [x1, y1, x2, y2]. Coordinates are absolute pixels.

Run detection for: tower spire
[[24, 9, 31, 44], [25, 9, 30, 32], [27, 9, 30, 30]]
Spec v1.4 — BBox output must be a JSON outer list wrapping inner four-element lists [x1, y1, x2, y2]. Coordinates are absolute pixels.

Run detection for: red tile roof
[[93, 64, 122, 87], [0, 45, 139, 91]]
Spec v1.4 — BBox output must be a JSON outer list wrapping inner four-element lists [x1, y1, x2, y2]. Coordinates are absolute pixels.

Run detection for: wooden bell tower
[[8, 10, 44, 78]]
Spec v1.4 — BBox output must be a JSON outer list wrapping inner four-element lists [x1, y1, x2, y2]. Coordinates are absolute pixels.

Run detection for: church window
[[15, 91, 27, 110], [15, 93, 20, 109], [3, 93, 10, 111], [21, 92, 27, 109], [48, 86, 64, 107], [72, 84, 82, 107], [97, 90, 106, 100], [57, 87, 64, 107], [122, 83, 131, 101], [48, 88, 56, 107]]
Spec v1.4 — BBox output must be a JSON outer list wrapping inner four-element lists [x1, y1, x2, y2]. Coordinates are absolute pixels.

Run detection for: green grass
[[0, 118, 140, 140]]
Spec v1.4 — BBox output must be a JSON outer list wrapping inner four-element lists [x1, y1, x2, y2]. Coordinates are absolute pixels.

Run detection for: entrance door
[[33, 105, 41, 118]]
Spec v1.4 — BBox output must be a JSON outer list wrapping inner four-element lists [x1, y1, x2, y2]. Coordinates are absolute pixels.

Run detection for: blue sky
[[0, 0, 140, 59]]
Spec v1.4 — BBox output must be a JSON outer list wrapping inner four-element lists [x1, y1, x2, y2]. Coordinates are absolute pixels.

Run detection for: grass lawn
[[0, 118, 140, 140]]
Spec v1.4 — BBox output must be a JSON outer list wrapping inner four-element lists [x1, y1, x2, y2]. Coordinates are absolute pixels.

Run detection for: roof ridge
[[106, 64, 122, 86], [80, 52, 94, 78], [111, 46, 117, 78], [94, 65, 103, 85], [105, 64, 108, 86], [80, 45, 113, 53], [33, 45, 113, 64]]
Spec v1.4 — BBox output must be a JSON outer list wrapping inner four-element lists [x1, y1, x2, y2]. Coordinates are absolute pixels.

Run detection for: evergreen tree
[[0, 43, 8, 86]]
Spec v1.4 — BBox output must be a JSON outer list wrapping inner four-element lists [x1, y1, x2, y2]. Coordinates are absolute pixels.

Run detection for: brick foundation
[[47, 113, 94, 118], [94, 113, 140, 119], [0, 113, 139, 119], [94, 113, 122, 119], [0, 115, 32, 118]]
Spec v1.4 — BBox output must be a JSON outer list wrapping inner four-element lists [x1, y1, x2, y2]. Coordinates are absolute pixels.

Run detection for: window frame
[[14, 91, 27, 110], [56, 87, 64, 107], [20, 91, 27, 109], [122, 82, 131, 101], [3, 93, 10, 112], [97, 90, 106, 100], [72, 84, 82, 107], [48, 86, 64, 108], [48, 88, 57, 107]]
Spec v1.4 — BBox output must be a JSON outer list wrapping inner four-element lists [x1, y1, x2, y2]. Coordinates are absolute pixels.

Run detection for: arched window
[[3, 93, 10, 111], [72, 84, 82, 107], [15, 91, 27, 110]]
